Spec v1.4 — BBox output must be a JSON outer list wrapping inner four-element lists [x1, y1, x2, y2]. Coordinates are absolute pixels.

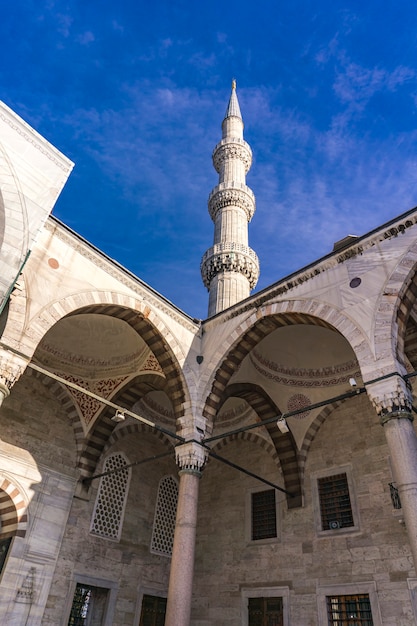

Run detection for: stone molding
[[212, 138, 252, 174], [206, 213, 417, 324], [0, 105, 73, 173], [366, 375, 413, 419], [175, 442, 208, 473], [250, 351, 361, 388], [0, 350, 28, 399], [43, 219, 199, 333], [201, 243, 260, 289], [208, 185, 255, 222]]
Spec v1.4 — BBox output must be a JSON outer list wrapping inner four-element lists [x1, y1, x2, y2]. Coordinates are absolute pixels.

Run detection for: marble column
[[165, 442, 208, 626], [367, 375, 417, 571]]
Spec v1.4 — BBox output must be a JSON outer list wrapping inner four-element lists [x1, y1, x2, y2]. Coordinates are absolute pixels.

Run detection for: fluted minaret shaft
[[201, 81, 260, 316]]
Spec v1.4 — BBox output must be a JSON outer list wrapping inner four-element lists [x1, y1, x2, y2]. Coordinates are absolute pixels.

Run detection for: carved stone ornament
[[175, 442, 208, 473], [212, 140, 252, 174], [15, 567, 36, 604], [201, 243, 260, 289], [208, 186, 255, 222], [0, 351, 28, 403], [366, 375, 413, 421]]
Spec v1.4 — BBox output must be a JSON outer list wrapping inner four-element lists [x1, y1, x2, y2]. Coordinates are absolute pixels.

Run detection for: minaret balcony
[[200, 242, 260, 289], [212, 138, 252, 174], [208, 183, 255, 222]]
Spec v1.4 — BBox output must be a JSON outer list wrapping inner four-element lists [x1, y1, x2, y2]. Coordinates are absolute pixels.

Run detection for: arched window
[[0, 479, 28, 577], [150, 475, 178, 557], [90, 452, 131, 541]]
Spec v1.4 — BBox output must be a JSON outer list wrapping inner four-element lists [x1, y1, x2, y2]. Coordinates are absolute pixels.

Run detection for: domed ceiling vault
[[210, 324, 362, 507], [33, 312, 174, 433], [219, 324, 362, 444]]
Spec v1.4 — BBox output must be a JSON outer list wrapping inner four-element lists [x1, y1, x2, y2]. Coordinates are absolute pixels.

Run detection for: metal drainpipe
[[0, 250, 31, 317]]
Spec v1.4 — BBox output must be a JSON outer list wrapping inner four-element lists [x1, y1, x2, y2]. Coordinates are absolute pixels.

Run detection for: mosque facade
[[0, 85, 417, 625]]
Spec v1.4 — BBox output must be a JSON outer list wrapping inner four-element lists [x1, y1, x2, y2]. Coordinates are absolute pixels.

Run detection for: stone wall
[[192, 393, 415, 625], [43, 430, 178, 625]]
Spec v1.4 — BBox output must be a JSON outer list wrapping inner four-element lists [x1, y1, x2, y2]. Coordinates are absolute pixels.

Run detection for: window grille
[[151, 476, 178, 556], [326, 593, 373, 625], [251, 489, 277, 541], [68, 583, 108, 626], [139, 594, 167, 626], [248, 596, 283, 626], [318, 473, 354, 531], [90, 453, 130, 540], [389, 482, 401, 509]]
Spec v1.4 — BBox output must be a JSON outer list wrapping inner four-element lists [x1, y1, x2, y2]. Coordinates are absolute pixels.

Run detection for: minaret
[[201, 80, 260, 316]]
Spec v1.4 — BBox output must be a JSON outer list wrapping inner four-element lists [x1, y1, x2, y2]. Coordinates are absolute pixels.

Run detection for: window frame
[[90, 451, 132, 542], [407, 578, 417, 621], [62, 574, 118, 626], [150, 474, 178, 557], [138, 593, 167, 626], [246, 487, 280, 544], [311, 465, 360, 537], [317, 582, 382, 626], [241, 586, 289, 626], [135, 587, 168, 626]]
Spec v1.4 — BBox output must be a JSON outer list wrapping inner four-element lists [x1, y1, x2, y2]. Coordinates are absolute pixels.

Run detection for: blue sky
[[2, 2, 417, 318]]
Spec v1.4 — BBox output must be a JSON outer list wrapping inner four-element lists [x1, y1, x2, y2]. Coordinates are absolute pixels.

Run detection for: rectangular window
[[318, 473, 354, 531], [251, 489, 277, 541], [248, 596, 283, 626], [68, 583, 109, 626], [326, 594, 373, 625], [139, 594, 167, 626]]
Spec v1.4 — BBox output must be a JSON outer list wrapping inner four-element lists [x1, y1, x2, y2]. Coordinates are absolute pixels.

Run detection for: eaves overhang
[[202, 204, 417, 327]]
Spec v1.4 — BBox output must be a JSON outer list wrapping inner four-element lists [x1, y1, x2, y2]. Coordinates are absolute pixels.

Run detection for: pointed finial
[[225, 79, 242, 119]]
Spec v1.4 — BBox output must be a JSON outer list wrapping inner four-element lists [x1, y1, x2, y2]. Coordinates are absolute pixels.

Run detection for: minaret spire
[[201, 81, 260, 316]]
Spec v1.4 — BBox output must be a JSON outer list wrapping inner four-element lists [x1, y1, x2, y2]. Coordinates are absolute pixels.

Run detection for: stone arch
[[0, 475, 28, 539], [104, 422, 174, 455], [210, 431, 277, 462], [374, 241, 417, 376], [77, 373, 177, 478], [298, 400, 344, 483], [215, 383, 301, 508], [23, 292, 191, 419], [202, 300, 370, 428], [25, 368, 85, 460], [26, 290, 186, 360]]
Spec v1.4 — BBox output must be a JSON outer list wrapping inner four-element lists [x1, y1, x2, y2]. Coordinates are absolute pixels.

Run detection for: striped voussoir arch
[[210, 431, 277, 461], [64, 304, 187, 420], [0, 477, 28, 539], [25, 368, 84, 460], [395, 271, 417, 368], [298, 400, 344, 487], [78, 375, 176, 478], [218, 383, 302, 508], [203, 309, 336, 429], [104, 422, 175, 455], [371, 242, 417, 372]]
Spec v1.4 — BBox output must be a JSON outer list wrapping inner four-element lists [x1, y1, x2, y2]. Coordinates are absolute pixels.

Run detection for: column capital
[[175, 441, 208, 475], [0, 349, 29, 404], [366, 374, 413, 423]]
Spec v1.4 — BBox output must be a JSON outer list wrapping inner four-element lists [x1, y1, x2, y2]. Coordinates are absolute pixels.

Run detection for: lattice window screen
[[90, 453, 131, 540], [150, 476, 178, 556]]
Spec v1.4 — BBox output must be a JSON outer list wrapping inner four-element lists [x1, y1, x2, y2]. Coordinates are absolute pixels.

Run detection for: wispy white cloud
[[334, 61, 415, 110], [77, 31, 95, 46], [56, 13, 73, 38]]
